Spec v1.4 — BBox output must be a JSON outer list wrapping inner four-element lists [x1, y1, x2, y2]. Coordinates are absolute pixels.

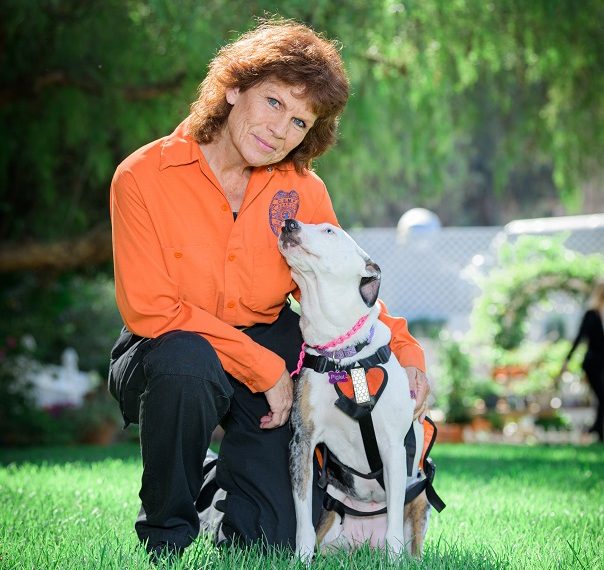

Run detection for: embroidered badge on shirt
[[268, 190, 300, 235]]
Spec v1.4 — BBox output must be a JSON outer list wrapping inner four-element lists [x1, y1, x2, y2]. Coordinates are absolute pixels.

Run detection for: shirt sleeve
[[377, 300, 426, 371], [110, 167, 285, 393], [308, 180, 339, 226]]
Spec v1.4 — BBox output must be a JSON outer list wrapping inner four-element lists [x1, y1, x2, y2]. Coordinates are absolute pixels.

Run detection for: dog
[[278, 219, 444, 559]]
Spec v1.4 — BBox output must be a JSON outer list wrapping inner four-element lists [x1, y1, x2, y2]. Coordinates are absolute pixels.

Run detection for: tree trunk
[[0, 225, 112, 272]]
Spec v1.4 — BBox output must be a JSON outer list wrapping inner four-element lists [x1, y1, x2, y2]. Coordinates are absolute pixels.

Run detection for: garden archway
[[471, 236, 604, 350]]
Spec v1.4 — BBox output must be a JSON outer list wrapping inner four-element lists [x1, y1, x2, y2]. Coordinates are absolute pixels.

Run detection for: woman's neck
[[200, 130, 251, 177], [200, 135, 251, 211]]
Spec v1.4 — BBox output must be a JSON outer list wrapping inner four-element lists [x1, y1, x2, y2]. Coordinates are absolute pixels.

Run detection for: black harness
[[303, 345, 446, 520]]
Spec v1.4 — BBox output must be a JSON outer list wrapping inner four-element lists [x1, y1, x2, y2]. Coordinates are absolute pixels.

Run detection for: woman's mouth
[[254, 135, 275, 152]]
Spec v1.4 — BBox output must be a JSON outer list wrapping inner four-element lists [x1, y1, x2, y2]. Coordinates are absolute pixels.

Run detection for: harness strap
[[317, 417, 447, 517], [422, 457, 446, 512], [323, 474, 444, 522], [325, 448, 383, 481], [421, 417, 438, 469], [358, 413, 385, 489], [317, 444, 329, 489], [303, 345, 391, 374], [323, 492, 387, 522], [404, 423, 416, 477]]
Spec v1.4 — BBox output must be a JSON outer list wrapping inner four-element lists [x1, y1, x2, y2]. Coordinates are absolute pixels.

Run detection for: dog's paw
[[385, 535, 406, 558], [295, 542, 315, 562]]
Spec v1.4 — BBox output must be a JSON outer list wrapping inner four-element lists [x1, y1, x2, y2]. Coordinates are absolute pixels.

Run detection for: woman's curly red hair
[[188, 19, 349, 173]]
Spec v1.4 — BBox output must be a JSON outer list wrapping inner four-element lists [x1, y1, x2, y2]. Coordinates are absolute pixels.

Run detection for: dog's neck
[[295, 273, 380, 348]]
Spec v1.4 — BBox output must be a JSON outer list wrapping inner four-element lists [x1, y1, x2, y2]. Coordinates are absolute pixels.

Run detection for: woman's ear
[[226, 87, 240, 105]]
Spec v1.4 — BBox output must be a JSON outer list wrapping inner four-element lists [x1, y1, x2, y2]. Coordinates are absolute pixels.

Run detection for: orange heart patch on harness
[[337, 366, 387, 400]]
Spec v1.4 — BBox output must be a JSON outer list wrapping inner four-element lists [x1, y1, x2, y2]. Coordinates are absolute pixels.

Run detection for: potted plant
[[437, 334, 474, 442]]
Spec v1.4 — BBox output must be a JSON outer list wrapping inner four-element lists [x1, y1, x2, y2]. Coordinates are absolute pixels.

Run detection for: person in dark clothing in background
[[561, 280, 604, 442]]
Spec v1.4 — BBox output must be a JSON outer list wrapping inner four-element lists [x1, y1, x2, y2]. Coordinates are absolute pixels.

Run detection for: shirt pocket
[[162, 243, 218, 310], [246, 246, 296, 314]]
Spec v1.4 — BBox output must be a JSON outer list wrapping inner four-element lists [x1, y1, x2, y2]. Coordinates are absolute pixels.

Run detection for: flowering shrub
[[471, 234, 604, 351]]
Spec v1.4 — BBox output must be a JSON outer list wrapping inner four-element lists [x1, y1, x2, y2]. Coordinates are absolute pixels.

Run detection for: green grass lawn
[[0, 443, 602, 569]]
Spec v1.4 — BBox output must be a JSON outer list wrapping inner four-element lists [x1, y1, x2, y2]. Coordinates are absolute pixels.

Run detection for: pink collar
[[290, 314, 370, 378]]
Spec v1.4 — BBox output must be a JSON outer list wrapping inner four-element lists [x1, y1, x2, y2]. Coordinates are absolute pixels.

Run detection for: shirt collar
[[159, 118, 199, 170]]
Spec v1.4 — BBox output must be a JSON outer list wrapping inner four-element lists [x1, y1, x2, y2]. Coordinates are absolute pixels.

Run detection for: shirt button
[[221, 204, 228, 211], [227, 301, 235, 309], [267, 166, 273, 172], [174, 251, 183, 258], [228, 254, 236, 262]]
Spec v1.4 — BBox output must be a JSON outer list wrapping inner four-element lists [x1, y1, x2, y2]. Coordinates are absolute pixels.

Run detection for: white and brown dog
[[278, 219, 444, 560]]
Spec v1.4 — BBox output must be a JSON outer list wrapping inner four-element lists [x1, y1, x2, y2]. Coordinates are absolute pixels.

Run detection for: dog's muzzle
[[279, 218, 302, 247]]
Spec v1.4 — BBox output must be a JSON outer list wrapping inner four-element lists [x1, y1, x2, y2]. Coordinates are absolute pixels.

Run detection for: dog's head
[[278, 219, 381, 308]]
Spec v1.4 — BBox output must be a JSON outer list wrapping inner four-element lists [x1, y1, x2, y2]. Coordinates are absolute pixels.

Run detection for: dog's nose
[[282, 218, 301, 233]]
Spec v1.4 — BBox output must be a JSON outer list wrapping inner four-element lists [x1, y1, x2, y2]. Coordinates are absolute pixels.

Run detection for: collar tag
[[327, 370, 348, 384], [350, 366, 371, 404]]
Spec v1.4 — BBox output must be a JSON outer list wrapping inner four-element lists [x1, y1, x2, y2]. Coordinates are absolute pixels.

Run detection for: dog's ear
[[359, 260, 381, 307]]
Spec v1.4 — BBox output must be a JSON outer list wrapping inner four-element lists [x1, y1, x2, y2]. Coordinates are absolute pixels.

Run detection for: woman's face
[[224, 78, 317, 168]]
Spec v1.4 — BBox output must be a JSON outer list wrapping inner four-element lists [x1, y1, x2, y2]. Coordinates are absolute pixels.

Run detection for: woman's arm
[[565, 310, 590, 363], [111, 167, 286, 393]]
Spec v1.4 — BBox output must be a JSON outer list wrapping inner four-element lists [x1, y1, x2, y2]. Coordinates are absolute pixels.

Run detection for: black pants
[[108, 306, 321, 551]]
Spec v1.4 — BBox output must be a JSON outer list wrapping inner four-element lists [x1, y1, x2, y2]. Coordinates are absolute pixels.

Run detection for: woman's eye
[[293, 118, 306, 129], [267, 97, 279, 108]]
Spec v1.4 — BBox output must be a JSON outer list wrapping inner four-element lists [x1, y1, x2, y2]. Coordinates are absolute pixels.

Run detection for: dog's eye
[[324, 228, 335, 234]]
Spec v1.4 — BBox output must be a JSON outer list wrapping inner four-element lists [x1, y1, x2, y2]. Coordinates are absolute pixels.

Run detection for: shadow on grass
[[2, 441, 602, 490], [0, 439, 222, 467], [431, 443, 604, 492], [0, 442, 142, 466]]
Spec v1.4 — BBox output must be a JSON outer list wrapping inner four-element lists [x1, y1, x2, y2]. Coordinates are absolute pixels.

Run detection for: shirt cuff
[[393, 343, 426, 373], [245, 350, 287, 393]]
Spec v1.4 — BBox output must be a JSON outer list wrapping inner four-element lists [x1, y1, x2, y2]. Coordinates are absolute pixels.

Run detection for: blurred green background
[[1, 0, 603, 445]]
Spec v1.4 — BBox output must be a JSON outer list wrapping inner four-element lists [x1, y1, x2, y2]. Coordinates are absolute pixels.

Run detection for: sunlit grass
[[0, 443, 602, 569]]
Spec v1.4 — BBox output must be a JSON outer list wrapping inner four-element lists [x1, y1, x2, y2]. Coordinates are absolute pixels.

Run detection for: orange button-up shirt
[[110, 120, 425, 392]]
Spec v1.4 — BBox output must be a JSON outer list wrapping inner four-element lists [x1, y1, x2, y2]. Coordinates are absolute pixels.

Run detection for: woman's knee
[[142, 331, 231, 395]]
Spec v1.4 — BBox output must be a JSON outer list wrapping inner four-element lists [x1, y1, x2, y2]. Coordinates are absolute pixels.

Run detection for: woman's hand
[[260, 369, 294, 429], [405, 366, 431, 422]]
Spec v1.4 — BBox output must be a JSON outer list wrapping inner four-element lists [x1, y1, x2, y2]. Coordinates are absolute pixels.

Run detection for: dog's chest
[[299, 355, 413, 499]]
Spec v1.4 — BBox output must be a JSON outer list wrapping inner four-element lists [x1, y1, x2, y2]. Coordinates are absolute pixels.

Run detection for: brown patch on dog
[[299, 376, 314, 425], [404, 492, 430, 557], [316, 509, 336, 545], [289, 376, 315, 500]]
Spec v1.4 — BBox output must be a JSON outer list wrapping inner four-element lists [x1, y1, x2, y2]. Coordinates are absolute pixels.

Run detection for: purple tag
[[328, 370, 348, 384]]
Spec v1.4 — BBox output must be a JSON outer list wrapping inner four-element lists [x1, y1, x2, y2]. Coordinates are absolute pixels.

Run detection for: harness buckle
[[315, 356, 329, 374]]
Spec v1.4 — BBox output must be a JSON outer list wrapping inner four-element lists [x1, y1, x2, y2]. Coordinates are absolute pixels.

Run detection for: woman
[[562, 280, 604, 442], [108, 19, 430, 559]]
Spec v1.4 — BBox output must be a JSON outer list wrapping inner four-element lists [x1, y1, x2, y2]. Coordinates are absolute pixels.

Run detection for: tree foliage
[[1, 0, 602, 249]]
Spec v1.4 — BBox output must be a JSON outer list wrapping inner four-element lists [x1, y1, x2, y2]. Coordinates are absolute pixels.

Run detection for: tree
[[1, 0, 603, 271]]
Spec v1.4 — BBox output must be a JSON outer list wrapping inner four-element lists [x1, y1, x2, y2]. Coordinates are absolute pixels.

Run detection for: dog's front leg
[[289, 381, 318, 560], [383, 446, 407, 556]]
